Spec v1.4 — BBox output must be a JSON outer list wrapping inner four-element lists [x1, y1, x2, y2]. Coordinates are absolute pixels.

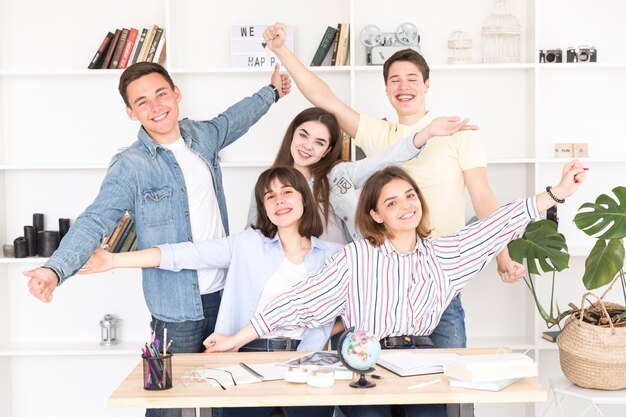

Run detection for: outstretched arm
[[78, 247, 161, 274], [342, 116, 479, 187], [264, 23, 360, 137]]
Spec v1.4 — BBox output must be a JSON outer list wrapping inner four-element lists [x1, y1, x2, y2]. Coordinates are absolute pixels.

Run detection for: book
[[109, 28, 129, 69], [542, 330, 560, 342], [202, 362, 285, 387], [113, 218, 134, 253], [449, 377, 521, 392], [341, 131, 351, 161], [335, 23, 350, 66], [104, 214, 131, 250], [329, 24, 341, 66], [130, 28, 149, 65], [137, 25, 158, 63], [146, 27, 164, 62], [310, 26, 338, 66], [117, 28, 139, 69], [117, 224, 136, 253], [443, 353, 538, 383], [156, 39, 167, 66], [377, 351, 460, 377], [88, 31, 114, 69], [101, 28, 121, 69], [152, 30, 166, 64]]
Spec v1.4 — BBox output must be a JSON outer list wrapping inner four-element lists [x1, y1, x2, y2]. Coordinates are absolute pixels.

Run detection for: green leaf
[[574, 186, 626, 240], [582, 239, 625, 290], [509, 219, 570, 275]]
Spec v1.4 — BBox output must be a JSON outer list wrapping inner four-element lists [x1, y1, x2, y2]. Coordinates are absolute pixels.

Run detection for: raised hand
[[412, 116, 479, 148], [263, 23, 287, 52], [23, 267, 59, 303], [270, 63, 291, 99], [78, 248, 113, 274]]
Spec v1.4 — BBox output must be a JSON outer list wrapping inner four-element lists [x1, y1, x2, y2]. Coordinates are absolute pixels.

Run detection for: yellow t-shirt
[[355, 112, 486, 237]]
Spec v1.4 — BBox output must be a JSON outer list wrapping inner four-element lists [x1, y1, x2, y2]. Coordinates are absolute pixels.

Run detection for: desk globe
[[337, 327, 381, 388]]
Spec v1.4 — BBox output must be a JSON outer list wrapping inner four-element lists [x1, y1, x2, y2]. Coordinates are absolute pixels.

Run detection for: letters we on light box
[[231, 25, 294, 68]]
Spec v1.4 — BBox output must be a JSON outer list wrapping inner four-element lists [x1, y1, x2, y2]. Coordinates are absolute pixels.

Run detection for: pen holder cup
[[142, 353, 173, 390]]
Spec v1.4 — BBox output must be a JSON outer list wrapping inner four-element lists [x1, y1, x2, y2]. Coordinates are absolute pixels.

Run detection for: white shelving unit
[[1, 1, 624, 416]]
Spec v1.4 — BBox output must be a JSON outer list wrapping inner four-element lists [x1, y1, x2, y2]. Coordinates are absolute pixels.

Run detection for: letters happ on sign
[[231, 25, 294, 68]]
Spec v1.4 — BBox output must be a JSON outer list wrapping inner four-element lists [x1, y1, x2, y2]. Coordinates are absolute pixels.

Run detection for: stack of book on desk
[[444, 353, 538, 391]]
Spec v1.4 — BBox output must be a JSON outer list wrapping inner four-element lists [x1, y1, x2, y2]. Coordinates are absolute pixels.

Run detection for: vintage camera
[[567, 45, 597, 63], [539, 49, 562, 63], [360, 23, 421, 65]]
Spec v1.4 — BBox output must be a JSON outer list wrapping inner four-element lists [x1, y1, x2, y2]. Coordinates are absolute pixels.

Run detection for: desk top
[[109, 349, 547, 409]]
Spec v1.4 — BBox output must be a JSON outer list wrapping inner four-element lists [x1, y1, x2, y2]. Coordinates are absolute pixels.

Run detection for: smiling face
[[384, 61, 429, 122], [125, 72, 182, 144], [263, 177, 305, 230], [289, 120, 332, 175], [370, 178, 422, 236]]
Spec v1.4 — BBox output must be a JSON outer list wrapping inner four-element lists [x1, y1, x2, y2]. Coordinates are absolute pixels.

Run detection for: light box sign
[[231, 24, 294, 68]]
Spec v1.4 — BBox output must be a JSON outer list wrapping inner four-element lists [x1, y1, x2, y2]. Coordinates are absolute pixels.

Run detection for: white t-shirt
[[161, 138, 226, 294], [255, 258, 307, 340]]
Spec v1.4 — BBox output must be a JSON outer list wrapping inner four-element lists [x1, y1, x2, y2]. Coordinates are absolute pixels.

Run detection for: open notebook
[[203, 362, 286, 387], [377, 352, 461, 377]]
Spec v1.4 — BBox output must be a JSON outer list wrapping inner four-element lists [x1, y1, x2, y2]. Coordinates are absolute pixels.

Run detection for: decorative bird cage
[[482, 0, 521, 63], [448, 30, 472, 64]]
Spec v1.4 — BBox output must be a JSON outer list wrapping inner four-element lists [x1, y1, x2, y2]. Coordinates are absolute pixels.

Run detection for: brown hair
[[356, 166, 431, 247], [273, 107, 343, 224], [252, 166, 323, 239], [382, 48, 430, 84], [118, 62, 175, 107]]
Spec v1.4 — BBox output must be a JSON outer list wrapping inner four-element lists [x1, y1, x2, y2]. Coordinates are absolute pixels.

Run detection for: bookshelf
[[1, 0, 625, 416]]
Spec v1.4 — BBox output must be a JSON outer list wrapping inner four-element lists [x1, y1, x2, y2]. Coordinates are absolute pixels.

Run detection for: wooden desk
[[108, 349, 547, 409]]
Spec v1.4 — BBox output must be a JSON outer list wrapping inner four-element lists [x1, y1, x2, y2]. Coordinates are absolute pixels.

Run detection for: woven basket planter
[[557, 294, 626, 390]]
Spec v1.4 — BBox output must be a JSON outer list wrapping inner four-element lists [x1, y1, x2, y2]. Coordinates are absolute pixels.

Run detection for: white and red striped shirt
[[251, 197, 539, 340]]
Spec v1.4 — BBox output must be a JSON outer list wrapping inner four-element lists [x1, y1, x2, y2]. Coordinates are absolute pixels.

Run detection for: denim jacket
[[247, 133, 422, 242], [45, 86, 276, 322], [158, 228, 343, 351]]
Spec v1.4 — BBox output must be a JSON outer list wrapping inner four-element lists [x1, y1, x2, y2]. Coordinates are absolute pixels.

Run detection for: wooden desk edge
[[108, 349, 548, 409]]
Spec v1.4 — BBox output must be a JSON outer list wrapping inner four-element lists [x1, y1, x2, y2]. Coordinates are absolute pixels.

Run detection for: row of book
[[103, 214, 137, 253], [310, 23, 350, 66], [88, 25, 166, 70]]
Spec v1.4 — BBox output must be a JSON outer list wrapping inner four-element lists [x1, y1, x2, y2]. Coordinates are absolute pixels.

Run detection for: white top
[[161, 138, 226, 294], [256, 258, 307, 341]]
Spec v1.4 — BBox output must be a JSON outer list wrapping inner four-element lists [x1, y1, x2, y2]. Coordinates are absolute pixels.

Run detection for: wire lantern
[[448, 30, 472, 64], [482, 0, 521, 63]]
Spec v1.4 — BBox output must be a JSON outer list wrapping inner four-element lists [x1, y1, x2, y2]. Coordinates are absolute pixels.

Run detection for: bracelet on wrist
[[546, 186, 565, 204], [268, 84, 280, 103]]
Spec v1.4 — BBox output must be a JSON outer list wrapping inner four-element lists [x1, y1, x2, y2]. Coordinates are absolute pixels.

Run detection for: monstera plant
[[509, 186, 626, 328]]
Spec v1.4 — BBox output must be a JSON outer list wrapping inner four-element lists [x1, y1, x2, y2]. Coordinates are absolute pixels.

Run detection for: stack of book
[[310, 23, 350, 66], [103, 214, 137, 253], [88, 25, 166, 70], [444, 353, 538, 391]]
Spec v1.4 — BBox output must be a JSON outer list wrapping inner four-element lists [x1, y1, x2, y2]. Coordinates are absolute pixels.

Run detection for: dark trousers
[[146, 291, 221, 417]]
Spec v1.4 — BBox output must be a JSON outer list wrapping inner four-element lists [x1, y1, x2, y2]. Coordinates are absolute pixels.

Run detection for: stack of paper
[[444, 353, 537, 391], [377, 352, 461, 377]]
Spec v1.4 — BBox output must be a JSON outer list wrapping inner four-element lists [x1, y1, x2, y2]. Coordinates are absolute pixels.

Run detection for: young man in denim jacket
[[23, 62, 289, 416]]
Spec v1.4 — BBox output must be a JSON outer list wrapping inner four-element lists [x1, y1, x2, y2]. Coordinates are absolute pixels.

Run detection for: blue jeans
[[429, 293, 466, 349], [214, 407, 334, 417], [146, 291, 221, 417]]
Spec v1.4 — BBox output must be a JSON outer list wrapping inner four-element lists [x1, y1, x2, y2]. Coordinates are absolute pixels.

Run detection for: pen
[[240, 362, 264, 380], [371, 374, 383, 379], [407, 378, 441, 390]]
